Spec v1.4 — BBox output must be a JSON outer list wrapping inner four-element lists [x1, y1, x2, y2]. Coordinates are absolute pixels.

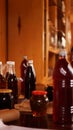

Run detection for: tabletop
[[5, 111, 73, 130]]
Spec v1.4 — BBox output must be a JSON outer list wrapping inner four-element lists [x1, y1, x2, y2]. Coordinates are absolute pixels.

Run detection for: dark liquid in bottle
[[53, 56, 68, 124], [7, 73, 18, 104], [0, 74, 6, 89], [25, 65, 36, 99], [20, 57, 28, 95], [66, 48, 73, 123]]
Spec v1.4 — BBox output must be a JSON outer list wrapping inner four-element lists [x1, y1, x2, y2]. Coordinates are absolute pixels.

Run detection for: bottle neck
[[59, 55, 66, 60], [70, 52, 73, 67], [9, 65, 15, 74], [7, 64, 16, 75], [28, 62, 36, 77]]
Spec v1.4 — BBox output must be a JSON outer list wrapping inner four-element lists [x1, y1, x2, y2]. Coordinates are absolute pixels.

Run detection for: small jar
[[0, 89, 13, 109], [30, 90, 49, 117]]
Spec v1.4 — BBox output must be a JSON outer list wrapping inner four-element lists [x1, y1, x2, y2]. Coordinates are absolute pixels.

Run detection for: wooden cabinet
[[7, 0, 71, 87], [43, 0, 71, 86]]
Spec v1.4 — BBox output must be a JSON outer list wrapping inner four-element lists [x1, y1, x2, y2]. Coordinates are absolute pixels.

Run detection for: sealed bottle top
[[23, 56, 28, 60], [21, 56, 28, 65], [20, 56, 28, 77], [28, 60, 36, 78], [6, 61, 16, 76], [59, 48, 67, 57]]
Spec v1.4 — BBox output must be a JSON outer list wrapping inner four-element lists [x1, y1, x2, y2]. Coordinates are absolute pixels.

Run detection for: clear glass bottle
[[0, 61, 6, 89], [53, 48, 68, 124], [25, 60, 36, 99], [20, 56, 28, 95], [6, 61, 18, 104]]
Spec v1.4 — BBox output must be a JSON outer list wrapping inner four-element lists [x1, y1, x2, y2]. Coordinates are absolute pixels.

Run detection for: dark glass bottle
[[25, 60, 36, 99], [67, 47, 73, 123], [0, 61, 6, 89], [53, 48, 68, 124], [6, 61, 18, 104], [20, 56, 28, 95]]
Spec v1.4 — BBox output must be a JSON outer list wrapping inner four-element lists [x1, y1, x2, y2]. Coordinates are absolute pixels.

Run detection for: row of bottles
[[20, 56, 36, 99], [0, 56, 36, 106], [53, 47, 73, 124], [0, 61, 18, 104]]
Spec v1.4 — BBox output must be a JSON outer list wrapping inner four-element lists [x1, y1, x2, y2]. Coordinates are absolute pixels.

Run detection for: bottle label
[[68, 63, 73, 75], [23, 63, 27, 68], [70, 79, 73, 87], [70, 106, 73, 114], [60, 67, 67, 76], [62, 80, 65, 88]]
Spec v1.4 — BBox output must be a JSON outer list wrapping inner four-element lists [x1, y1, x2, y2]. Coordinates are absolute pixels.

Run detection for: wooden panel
[[8, 0, 44, 83], [0, 0, 6, 63]]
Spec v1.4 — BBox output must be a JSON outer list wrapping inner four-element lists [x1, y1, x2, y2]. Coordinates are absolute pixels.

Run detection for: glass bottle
[[67, 47, 73, 123], [25, 60, 36, 99], [0, 61, 6, 89], [20, 56, 28, 95], [6, 61, 18, 104], [53, 48, 68, 124]]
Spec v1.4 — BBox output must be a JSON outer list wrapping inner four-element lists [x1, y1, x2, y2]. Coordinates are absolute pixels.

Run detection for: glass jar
[[30, 90, 49, 117], [0, 89, 13, 109]]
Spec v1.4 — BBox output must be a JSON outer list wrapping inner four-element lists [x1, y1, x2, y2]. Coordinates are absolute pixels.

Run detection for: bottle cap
[[59, 49, 67, 57], [23, 56, 27, 59], [28, 60, 33, 64]]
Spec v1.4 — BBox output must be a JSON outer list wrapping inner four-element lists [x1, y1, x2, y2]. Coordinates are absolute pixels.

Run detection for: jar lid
[[0, 89, 12, 93], [32, 90, 47, 95]]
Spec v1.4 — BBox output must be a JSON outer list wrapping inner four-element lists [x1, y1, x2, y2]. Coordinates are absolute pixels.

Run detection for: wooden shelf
[[41, 76, 53, 87], [49, 46, 60, 54]]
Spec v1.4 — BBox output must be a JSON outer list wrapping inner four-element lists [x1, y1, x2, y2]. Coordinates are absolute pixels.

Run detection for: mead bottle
[[53, 48, 68, 124]]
